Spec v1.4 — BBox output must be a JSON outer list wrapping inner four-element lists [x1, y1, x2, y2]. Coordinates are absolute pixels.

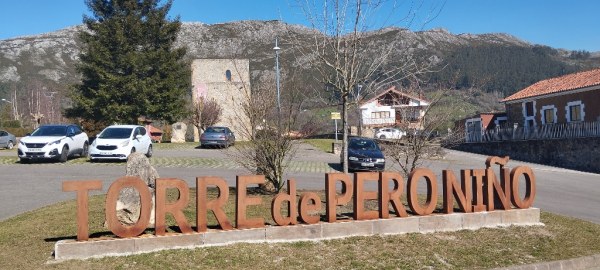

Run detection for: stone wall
[[453, 137, 600, 174]]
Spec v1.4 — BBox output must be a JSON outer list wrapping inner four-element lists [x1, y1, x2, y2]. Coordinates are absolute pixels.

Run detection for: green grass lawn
[[1, 189, 600, 269], [303, 139, 335, 153]]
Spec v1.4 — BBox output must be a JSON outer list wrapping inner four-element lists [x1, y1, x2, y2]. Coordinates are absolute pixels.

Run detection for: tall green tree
[[67, 0, 190, 128]]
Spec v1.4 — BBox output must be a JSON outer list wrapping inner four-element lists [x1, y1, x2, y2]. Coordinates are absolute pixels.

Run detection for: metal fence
[[465, 121, 600, 142]]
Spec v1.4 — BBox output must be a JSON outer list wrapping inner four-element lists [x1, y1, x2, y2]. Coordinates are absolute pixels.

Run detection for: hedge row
[[0, 127, 33, 137]]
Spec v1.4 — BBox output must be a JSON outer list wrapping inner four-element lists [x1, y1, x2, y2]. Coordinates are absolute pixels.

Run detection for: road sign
[[331, 112, 341, 120]]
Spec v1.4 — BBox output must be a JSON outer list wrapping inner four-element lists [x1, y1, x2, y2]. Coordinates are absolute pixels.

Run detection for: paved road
[[0, 143, 598, 224]]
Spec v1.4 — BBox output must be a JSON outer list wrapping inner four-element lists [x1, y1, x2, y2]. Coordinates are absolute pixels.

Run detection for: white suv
[[374, 127, 406, 140], [18, 124, 89, 163], [89, 125, 152, 161]]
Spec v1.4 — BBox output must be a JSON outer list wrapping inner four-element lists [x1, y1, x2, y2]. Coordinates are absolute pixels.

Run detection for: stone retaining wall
[[453, 137, 600, 174], [55, 208, 541, 260]]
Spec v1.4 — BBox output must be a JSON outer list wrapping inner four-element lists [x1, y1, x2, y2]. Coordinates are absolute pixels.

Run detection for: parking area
[[0, 142, 599, 225]]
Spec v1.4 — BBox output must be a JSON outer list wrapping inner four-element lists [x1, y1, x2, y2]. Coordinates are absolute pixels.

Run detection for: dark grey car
[[0, 130, 16, 149], [200, 126, 235, 148], [347, 137, 386, 172]]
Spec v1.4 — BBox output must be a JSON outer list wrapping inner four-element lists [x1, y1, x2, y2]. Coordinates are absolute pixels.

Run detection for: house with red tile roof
[[455, 112, 507, 142], [502, 68, 600, 127], [359, 86, 430, 130]]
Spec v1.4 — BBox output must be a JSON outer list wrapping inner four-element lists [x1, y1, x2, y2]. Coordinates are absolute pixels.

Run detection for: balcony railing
[[465, 121, 600, 143], [362, 117, 395, 126]]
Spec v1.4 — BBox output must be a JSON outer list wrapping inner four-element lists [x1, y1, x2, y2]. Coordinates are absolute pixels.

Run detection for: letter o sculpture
[[510, 166, 536, 209], [407, 168, 438, 216], [105, 176, 152, 238]]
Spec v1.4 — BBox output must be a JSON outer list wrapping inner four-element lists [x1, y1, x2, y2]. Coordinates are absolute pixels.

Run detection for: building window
[[225, 70, 232, 81], [566, 101, 585, 123], [522, 101, 536, 127], [525, 102, 534, 116], [544, 109, 555, 123], [371, 111, 390, 119], [570, 105, 581, 121], [494, 116, 508, 127], [466, 119, 481, 133], [540, 105, 557, 125]]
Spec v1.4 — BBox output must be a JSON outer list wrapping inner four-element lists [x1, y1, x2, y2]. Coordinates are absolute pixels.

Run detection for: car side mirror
[[25, 133, 31, 136], [67, 132, 75, 137], [136, 134, 142, 139]]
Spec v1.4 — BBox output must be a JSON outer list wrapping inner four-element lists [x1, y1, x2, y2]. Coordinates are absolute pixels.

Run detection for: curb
[[493, 253, 600, 270], [55, 208, 541, 260]]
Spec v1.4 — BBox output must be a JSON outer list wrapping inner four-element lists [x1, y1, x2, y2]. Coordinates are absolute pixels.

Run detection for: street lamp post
[[274, 38, 282, 132]]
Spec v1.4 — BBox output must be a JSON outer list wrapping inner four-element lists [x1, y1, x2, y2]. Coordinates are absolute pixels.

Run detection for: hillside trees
[[67, 0, 190, 130], [428, 44, 579, 95], [294, 0, 439, 172], [0, 80, 65, 128]]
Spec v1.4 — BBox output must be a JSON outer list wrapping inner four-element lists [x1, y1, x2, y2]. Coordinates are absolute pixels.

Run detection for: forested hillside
[[427, 44, 585, 96]]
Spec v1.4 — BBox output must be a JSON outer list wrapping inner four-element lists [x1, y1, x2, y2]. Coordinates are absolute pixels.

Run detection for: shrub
[[2, 127, 32, 137]]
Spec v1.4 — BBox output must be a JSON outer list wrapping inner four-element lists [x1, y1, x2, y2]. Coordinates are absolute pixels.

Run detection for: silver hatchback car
[[0, 130, 16, 149]]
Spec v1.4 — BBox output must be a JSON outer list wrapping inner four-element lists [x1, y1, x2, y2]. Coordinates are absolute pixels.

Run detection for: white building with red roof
[[502, 68, 600, 127], [359, 86, 430, 130]]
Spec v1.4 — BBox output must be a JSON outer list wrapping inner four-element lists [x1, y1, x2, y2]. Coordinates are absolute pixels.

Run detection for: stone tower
[[191, 59, 251, 140]]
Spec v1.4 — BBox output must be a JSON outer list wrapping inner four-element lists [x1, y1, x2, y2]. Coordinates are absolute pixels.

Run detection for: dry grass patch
[[1, 189, 600, 269]]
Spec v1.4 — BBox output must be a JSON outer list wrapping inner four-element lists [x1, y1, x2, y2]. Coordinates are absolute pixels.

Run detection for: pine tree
[[67, 0, 190, 129]]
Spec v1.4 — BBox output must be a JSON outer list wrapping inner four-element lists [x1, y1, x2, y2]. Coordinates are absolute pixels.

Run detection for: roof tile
[[502, 68, 600, 102]]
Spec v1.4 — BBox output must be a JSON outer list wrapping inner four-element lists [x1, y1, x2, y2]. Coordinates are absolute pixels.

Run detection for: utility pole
[[274, 38, 282, 132]]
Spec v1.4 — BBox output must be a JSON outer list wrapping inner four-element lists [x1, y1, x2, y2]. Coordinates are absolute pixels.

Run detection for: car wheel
[[145, 145, 153, 158], [59, 145, 69, 163], [81, 142, 89, 157], [7, 141, 14, 149], [379, 135, 386, 139]]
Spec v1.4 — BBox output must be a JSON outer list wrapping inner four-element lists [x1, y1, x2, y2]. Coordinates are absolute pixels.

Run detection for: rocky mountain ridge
[[0, 20, 596, 91]]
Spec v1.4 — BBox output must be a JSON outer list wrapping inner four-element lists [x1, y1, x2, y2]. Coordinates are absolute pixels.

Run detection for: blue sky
[[0, 0, 599, 51]]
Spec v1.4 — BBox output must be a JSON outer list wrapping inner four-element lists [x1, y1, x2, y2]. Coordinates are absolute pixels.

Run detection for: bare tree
[[384, 88, 458, 176], [189, 97, 223, 133], [293, 0, 440, 172], [225, 61, 306, 192], [3, 79, 68, 129], [8, 84, 23, 126], [26, 81, 46, 129], [228, 79, 294, 192]]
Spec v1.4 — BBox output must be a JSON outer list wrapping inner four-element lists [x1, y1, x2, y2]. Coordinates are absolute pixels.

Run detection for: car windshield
[[30, 126, 67, 136], [349, 139, 378, 151], [205, 127, 226, 133], [98, 128, 133, 139]]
